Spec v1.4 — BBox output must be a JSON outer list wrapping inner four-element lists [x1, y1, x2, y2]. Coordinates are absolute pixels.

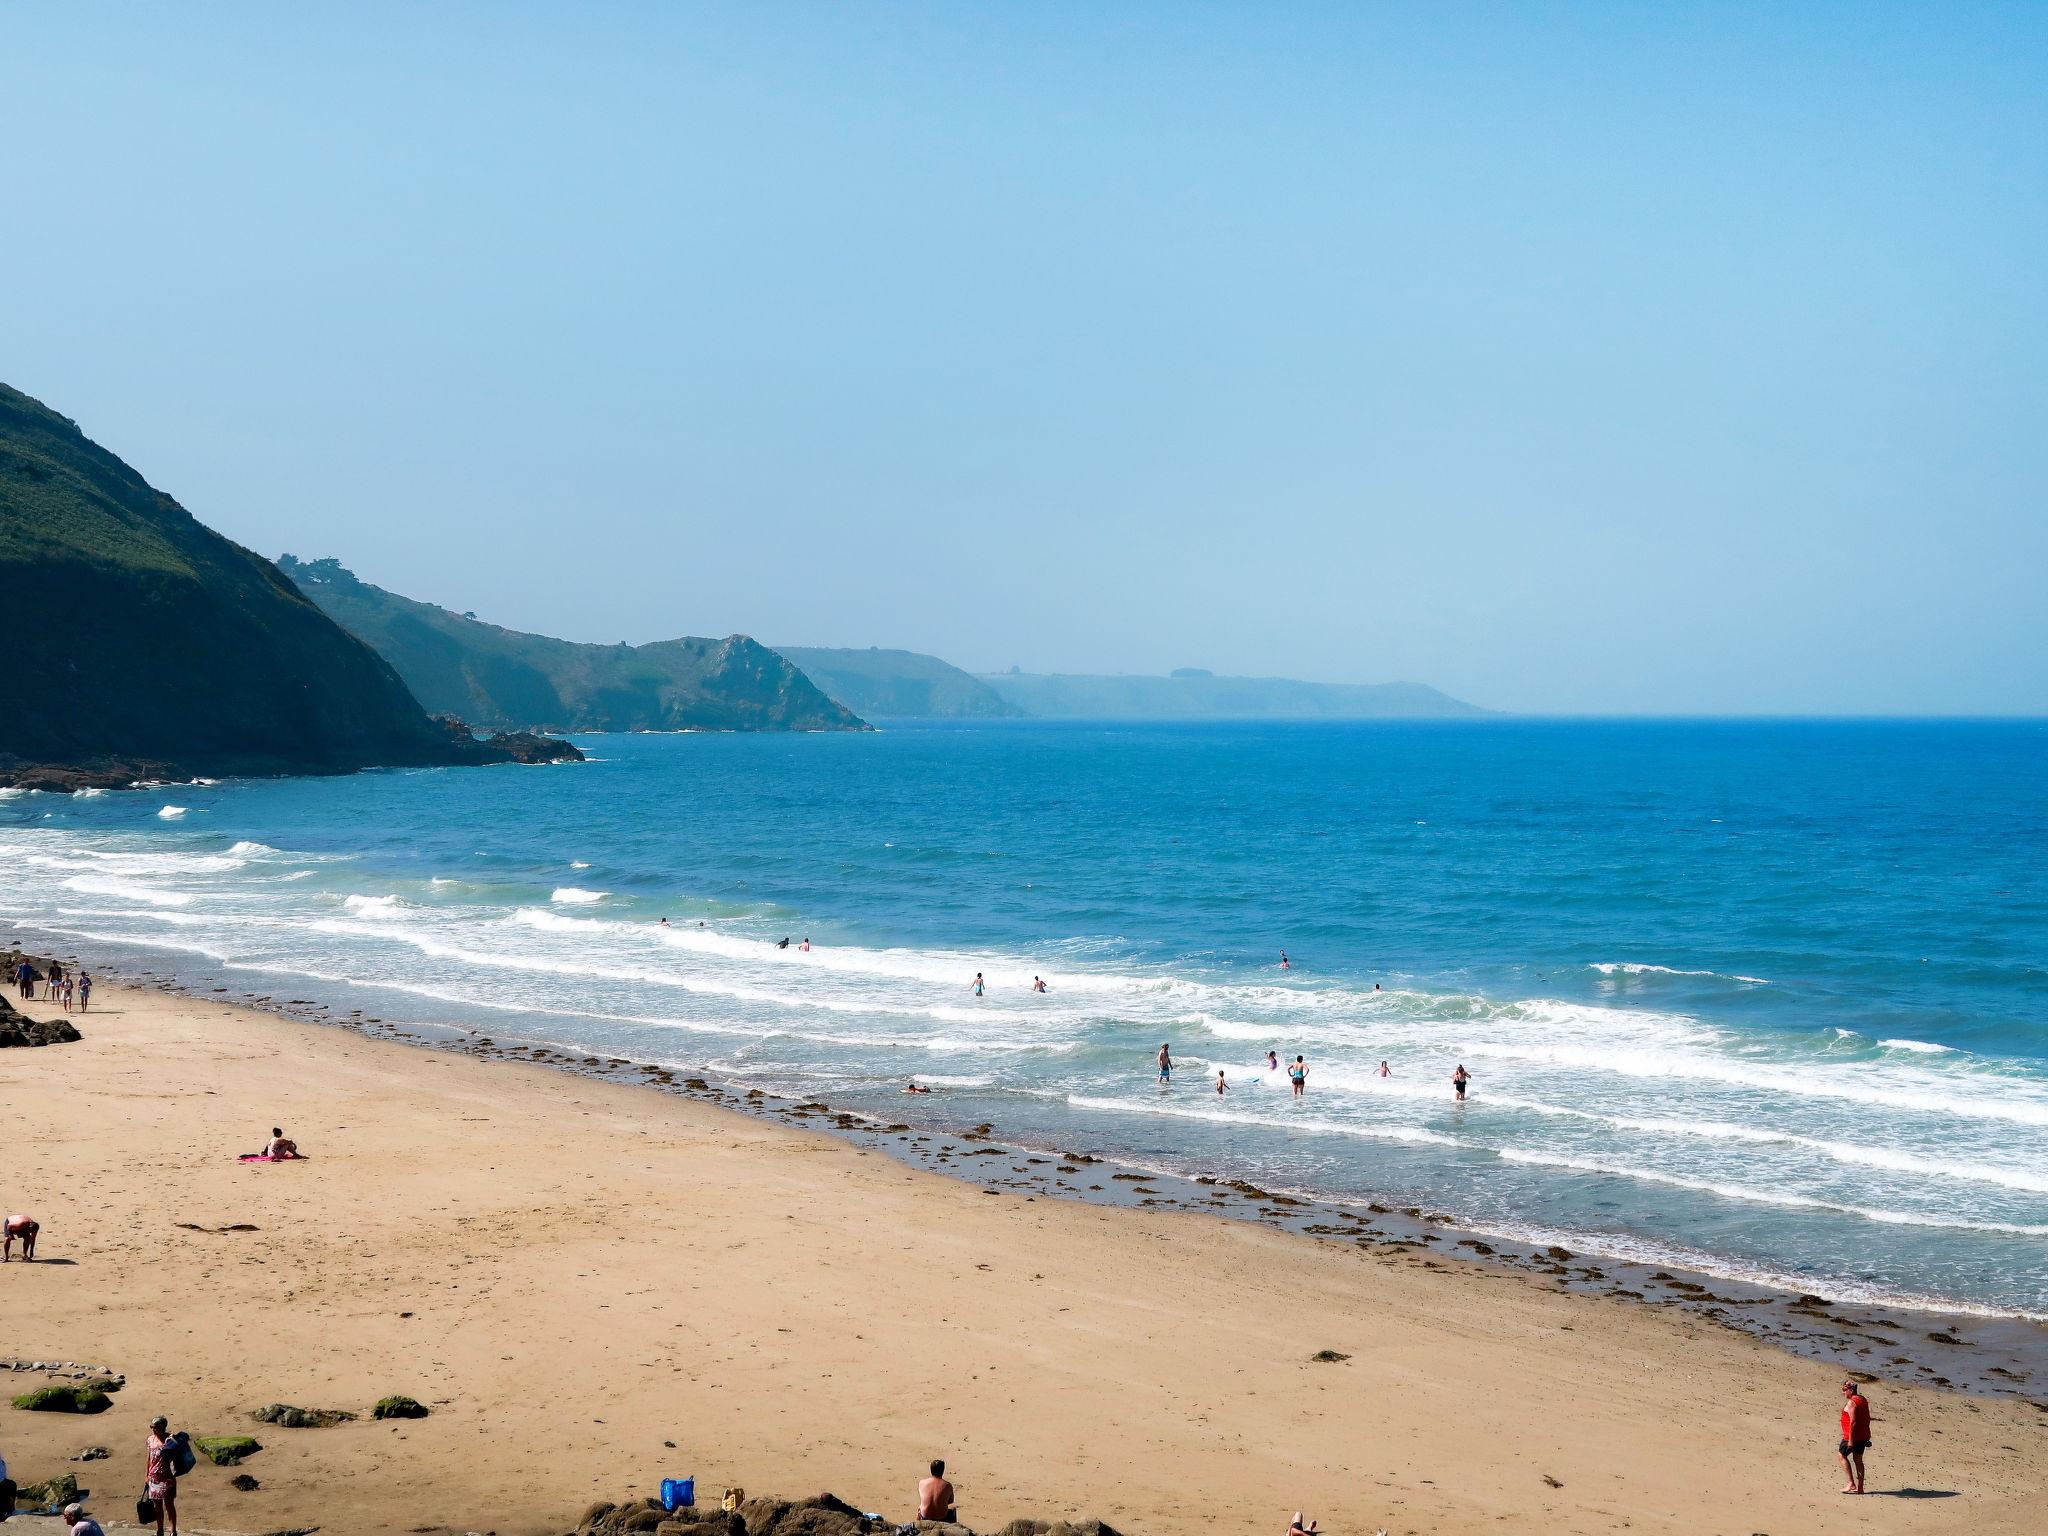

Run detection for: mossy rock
[[195, 1433, 263, 1465], [1309, 1349, 1351, 1363], [252, 1402, 355, 1428], [17, 1471, 81, 1510], [10, 1383, 112, 1413], [372, 1394, 428, 1419]]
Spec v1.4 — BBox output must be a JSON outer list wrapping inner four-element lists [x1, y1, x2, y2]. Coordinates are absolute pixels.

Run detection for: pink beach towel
[[238, 1152, 308, 1162]]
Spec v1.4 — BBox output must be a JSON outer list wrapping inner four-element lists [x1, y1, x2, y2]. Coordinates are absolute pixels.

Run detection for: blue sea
[[5, 719, 2046, 1317]]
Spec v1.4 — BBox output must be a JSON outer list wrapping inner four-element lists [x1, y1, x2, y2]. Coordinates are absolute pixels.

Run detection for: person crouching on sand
[[918, 1459, 956, 1523], [3, 1214, 37, 1261], [1839, 1380, 1871, 1493]]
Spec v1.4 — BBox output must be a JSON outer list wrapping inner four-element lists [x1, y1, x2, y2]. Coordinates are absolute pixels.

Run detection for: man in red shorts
[[1838, 1380, 1871, 1494]]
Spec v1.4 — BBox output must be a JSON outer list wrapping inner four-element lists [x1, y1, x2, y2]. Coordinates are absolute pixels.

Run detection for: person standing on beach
[[1157, 1044, 1172, 1083], [75, 971, 91, 1011], [145, 1415, 178, 1536], [1839, 1381, 1871, 1494], [1289, 1055, 1307, 1097], [917, 1459, 956, 1523], [1452, 1064, 1471, 1100], [2, 1214, 36, 1261], [13, 957, 31, 999]]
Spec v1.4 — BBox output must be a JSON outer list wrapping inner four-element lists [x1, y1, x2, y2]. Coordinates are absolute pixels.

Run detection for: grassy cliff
[[0, 383, 573, 785], [281, 558, 867, 734]]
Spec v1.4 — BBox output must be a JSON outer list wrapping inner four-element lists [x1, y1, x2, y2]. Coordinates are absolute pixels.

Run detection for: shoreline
[[15, 925, 2048, 1401], [2, 962, 2045, 1534]]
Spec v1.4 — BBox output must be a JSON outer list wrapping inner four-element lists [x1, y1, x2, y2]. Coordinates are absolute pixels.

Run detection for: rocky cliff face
[[0, 383, 579, 786], [280, 556, 868, 733]]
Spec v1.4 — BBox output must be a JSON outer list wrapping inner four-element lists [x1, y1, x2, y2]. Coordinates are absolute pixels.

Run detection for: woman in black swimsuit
[[1452, 1064, 1470, 1101]]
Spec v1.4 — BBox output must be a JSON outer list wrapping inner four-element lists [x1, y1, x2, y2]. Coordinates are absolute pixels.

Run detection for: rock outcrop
[[570, 1493, 1122, 1536], [0, 996, 81, 1047], [0, 382, 580, 787]]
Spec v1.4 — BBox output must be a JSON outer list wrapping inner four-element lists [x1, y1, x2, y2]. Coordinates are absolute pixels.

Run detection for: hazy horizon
[[6, 4, 2043, 714]]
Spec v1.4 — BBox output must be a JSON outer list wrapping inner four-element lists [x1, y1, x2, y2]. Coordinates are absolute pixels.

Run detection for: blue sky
[[4, 3, 2043, 712]]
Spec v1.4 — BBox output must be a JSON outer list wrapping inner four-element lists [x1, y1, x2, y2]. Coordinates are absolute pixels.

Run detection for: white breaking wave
[[1591, 961, 1769, 984], [60, 874, 194, 907], [551, 887, 607, 904], [1881, 1038, 1955, 1054], [228, 841, 280, 856], [341, 894, 410, 920], [158, 806, 188, 820], [72, 787, 107, 798]]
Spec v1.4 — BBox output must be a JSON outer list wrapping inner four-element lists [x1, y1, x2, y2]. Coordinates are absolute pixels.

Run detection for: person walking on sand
[[1157, 1043, 1172, 1084], [1288, 1055, 1307, 1097], [2, 1214, 37, 1261], [1839, 1380, 1871, 1494], [12, 957, 30, 999], [917, 1458, 956, 1523], [75, 971, 90, 1011], [145, 1416, 178, 1536], [1452, 1064, 1471, 1101]]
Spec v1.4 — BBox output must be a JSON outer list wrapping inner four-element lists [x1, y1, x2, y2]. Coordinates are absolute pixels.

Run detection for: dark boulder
[[252, 1402, 355, 1428], [0, 994, 81, 1047]]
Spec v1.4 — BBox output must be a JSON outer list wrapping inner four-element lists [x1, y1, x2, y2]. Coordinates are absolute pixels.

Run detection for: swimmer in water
[[1157, 1043, 1172, 1083], [1279, 949, 1290, 970], [972, 972, 985, 997], [1266, 1050, 1280, 1075], [1216, 1069, 1227, 1095], [659, 917, 669, 927], [777, 936, 790, 950], [1452, 1064, 1471, 1100], [1032, 976, 1047, 993], [1378, 1059, 1392, 1077], [904, 1081, 931, 1094], [1288, 1055, 1307, 1097], [801, 937, 811, 951]]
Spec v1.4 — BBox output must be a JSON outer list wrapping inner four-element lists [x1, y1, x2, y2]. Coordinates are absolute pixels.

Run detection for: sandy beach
[[2, 978, 2043, 1536]]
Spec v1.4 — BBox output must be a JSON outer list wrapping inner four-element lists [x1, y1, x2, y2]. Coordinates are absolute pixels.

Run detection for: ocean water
[[4, 719, 2046, 1317]]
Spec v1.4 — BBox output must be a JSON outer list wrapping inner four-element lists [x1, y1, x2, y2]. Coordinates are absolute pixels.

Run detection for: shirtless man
[[1157, 1043, 1172, 1083], [3, 1214, 37, 1261], [917, 1459, 956, 1523], [261, 1128, 299, 1160]]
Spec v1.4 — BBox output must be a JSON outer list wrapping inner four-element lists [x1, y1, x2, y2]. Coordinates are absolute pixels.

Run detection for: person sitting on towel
[[261, 1128, 299, 1160]]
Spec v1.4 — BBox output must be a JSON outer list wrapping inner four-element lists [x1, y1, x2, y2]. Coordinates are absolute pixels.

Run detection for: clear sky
[[5, 3, 2044, 713]]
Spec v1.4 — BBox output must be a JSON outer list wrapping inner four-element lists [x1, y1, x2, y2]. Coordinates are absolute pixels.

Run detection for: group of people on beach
[[12, 956, 89, 1010]]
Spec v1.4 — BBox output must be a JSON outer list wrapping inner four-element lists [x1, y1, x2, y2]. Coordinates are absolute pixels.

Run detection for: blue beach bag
[[662, 1478, 696, 1512]]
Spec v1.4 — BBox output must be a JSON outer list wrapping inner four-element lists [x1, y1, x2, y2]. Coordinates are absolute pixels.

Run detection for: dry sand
[[2, 981, 2043, 1536]]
